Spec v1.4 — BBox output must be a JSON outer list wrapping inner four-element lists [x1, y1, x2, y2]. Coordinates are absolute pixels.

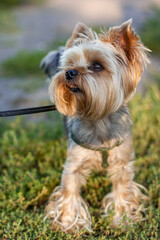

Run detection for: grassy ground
[[0, 82, 159, 239], [1, 51, 46, 78], [0, 8, 19, 33]]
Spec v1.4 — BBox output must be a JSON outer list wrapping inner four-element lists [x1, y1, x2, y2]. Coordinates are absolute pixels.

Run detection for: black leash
[[0, 105, 56, 117]]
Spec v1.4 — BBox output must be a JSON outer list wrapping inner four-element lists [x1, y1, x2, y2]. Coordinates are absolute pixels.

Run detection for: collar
[[70, 132, 123, 168]]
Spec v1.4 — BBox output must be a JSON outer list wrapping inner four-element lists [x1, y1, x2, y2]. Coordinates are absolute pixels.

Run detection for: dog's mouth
[[66, 84, 81, 93]]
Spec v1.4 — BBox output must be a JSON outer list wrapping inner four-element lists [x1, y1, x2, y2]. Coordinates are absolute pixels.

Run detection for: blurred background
[[0, 0, 160, 114], [0, 1, 160, 239]]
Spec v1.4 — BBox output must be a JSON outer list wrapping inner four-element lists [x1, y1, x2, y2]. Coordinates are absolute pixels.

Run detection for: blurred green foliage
[[141, 7, 160, 55], [0, 8, 19, 33], [0, 0, 22, 7], [0, 0, 43, 8], [1, 6, 160, 78], [1, 51, 46, 77], [0, 83, 159, 239], [1, 39, 67, 78]]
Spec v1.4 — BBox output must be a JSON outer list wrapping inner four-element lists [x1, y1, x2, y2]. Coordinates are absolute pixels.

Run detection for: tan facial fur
[[49, 19, 150, 120]]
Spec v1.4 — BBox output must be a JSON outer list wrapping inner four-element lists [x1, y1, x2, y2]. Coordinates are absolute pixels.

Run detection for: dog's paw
[[44, 186, 92, 233], [102, 182, 149, 226]]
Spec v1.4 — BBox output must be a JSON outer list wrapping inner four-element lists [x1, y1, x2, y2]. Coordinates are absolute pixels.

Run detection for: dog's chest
[[65, 106, 132, 148]]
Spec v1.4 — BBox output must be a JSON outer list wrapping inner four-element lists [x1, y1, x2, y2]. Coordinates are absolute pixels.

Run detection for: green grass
[[140, 7, 160, 55], [0, 8, 19, 33], [1, 38, 67, 78], [1, 51, 46, 77], [0, 83, 159, 239]]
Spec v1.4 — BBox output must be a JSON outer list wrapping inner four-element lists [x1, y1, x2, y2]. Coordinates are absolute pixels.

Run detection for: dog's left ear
[[106, 19, 150, 63], [102, 19, 150, 100], [66, 22, 94, 48], [108, 19, 135, 57]]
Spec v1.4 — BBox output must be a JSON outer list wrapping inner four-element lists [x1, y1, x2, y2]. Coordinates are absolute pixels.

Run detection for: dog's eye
[[89, 62, 104, 72]]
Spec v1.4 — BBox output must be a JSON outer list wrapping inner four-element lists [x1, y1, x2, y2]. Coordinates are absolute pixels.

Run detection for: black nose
[[65, 69, 78, 81]]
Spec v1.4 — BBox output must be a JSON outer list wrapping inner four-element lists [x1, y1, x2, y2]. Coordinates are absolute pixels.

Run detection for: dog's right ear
[[66, 22, 94, 48]]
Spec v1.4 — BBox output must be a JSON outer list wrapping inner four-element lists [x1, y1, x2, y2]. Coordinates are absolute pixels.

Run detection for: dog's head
[[49, 20, 150, 120]]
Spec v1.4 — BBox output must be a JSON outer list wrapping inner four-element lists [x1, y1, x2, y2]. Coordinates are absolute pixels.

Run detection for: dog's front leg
[[102, 136, 148, 225], [45, 144, 101, 233]]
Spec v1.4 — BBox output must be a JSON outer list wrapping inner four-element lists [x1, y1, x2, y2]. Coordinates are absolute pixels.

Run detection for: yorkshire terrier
[[41, 19, 150, 233]]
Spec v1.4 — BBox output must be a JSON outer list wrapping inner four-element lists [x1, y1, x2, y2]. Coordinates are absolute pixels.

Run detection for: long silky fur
[[45, 20, 150, 233]]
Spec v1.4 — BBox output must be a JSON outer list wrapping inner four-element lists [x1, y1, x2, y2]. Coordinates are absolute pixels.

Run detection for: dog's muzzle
[[65, 69, 78, 81]]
